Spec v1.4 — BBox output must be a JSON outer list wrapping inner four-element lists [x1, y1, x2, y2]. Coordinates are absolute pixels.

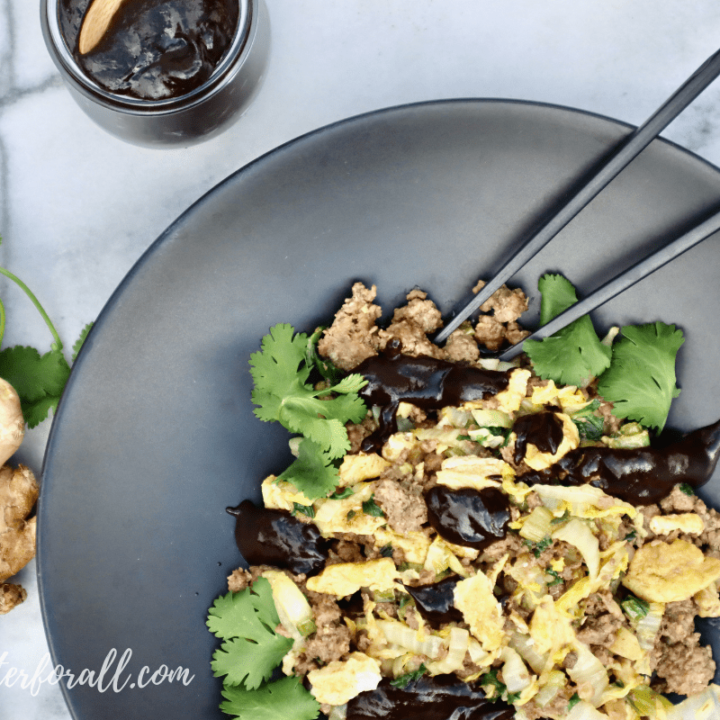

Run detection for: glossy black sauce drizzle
[[405, 577, 464, 625], [425, 486, 511, 550], [357, 341, 510, 452], [555, 418, 720, 505], [513, 411, 564, 464], [226, 500, 329, 576], [346, 676, 514, 720]]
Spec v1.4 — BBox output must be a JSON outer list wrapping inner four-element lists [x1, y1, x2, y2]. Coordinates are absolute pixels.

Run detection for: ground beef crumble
[[373, 478, 428, 534]]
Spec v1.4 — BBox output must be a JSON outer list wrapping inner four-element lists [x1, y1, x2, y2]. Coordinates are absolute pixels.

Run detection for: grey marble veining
[[2, 1, 720, 718]]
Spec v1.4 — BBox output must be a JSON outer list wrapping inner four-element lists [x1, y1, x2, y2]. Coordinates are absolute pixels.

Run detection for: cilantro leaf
[[597, 322, 684, 431], [0, 346, 71, 428], [220, 676, 320, 720], [278, 438, 340, 499], [250, 324, 367, 459], [524, 275, 612, 386], [72, 322, 94, 361], [362, 494, 385, 517], [207, 579, 293, 690]]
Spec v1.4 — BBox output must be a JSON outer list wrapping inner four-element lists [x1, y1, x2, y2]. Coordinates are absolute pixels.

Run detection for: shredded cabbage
[[665, 685, 720, 720], [566, 642, 609, 707], [552, 518, 600, 580], [500, 646, 533, 693], [375, 619, 443, 659]]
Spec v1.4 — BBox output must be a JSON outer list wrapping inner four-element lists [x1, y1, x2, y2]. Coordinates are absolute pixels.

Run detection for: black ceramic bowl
[[39, 100, 720, 718], [40, 0, 270, 147]]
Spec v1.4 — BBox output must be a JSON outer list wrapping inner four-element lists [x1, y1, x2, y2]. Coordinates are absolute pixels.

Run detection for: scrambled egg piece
[[313, 482, 385, 537], [308, 652, 382, 705], [649, 513, 705, 536], [435, 456, 510, 491], [522, 413, 580, 471], [622, 539, 720, 603], [424, 536, 471, 578], [495, 368, 532, 413], [381, 432, 417, 462], [695, 582, 720, 618], [261, 475, 314, 512], [610, 627, 644, 662], [454, 571, 504, 653], [307, 558, 398, 597], [338, 453, 390, 486], [373, 528, 431, 565], [529, 595, 575, 662], [530, 381, 589, 413]]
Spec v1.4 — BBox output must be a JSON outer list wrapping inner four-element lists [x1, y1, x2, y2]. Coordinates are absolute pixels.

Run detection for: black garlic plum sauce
[[356, 340, 510, 452], [59, 0, 239, 100], [555, 417, 720, 505], [346, 676, 514, 720], [425, 486, 511, 550], [405, 576, 464, 625], [513, 411, 564, 465], [227, 500, 329, 576], [356, 347, 720, 506]]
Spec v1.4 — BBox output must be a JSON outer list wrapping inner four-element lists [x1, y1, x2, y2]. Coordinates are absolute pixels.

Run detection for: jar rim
[[42, 0, 253, 111]]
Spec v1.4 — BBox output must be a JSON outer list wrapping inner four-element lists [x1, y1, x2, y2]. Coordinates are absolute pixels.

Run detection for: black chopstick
[[497, 206, 720, 361], [434, 46, 720, 344]]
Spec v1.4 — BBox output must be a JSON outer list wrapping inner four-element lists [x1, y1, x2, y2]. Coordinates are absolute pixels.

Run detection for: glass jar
[[40, 0, 270, 147]]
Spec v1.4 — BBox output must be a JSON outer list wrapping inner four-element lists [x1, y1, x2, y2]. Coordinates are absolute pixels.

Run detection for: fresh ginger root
[[0, 378, 36, 614]]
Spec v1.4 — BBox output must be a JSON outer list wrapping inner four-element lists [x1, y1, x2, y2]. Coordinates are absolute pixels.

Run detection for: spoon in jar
[[78, 0, 126, 55], [434, 46, 720, 345]]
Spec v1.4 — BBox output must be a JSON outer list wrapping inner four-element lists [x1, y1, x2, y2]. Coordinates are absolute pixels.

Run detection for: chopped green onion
[[292, 503, 315, 518], [622, 594, 650, 622], [390, 663, 426, 689], [679, 483, 695, 496]]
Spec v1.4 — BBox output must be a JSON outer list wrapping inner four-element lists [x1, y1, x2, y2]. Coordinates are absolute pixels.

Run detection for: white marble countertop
[[3, 1, 720, 717]]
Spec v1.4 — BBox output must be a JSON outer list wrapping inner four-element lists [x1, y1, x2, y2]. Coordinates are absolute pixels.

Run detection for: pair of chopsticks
[[434, 48, 720, 360]]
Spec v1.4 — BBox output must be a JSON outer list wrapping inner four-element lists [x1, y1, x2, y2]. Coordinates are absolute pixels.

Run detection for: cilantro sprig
[[524, 274, 611, 386], [524, 274, 684, 432], [208, 579, 319, 719], [0, 249, 93, 428], [250, 323, 368, 499], [208, 578, 294, 689], [597, 322, 684, 431], [220, 676, 320, 720]]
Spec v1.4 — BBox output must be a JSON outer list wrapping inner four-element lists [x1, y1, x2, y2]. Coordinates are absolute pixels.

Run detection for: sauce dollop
[[357, 341, 510, 452], [425, 486, 511, 550], [513, 411, 564, 465], [59, 0, 239, 99], [226, 500, 329, 576], [346, 676, 514, 720], [405, 577, 464, 625], [557, 418, 720, 505]]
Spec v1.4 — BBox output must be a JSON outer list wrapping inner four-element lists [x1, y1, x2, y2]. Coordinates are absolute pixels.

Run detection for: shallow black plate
[[39, 99, 720, 718]]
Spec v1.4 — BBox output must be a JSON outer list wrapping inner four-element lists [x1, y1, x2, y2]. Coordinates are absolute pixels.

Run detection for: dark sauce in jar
[[425, 486, 511, 550], [556, 418, 720, 505], [346, 676, 514, 720], [513, 411, 564, 465], [226, 500, 329, 576], [59, 0, 239, 99], [357, 341, 510, 452]]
